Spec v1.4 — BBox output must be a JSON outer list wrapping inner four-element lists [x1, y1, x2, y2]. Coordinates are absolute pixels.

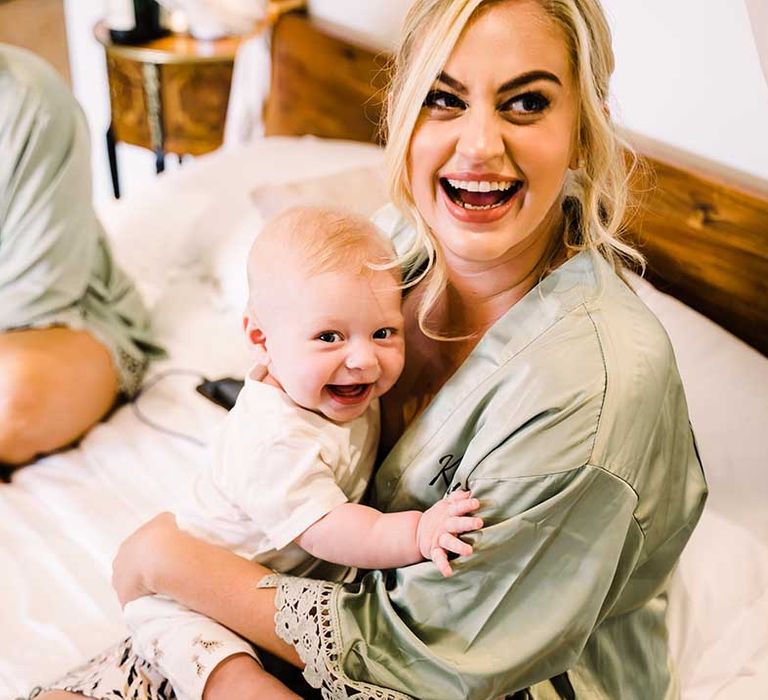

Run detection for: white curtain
[[223, 30, 271, 145], [745, 0, 768, 84]]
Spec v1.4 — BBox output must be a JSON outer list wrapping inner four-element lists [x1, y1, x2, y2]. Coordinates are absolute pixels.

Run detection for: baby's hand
[[416, 490, 483, 577]]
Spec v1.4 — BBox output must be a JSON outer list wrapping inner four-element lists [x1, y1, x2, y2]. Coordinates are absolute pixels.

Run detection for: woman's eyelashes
[[422, 87, 551, 120], [423, 89, 465, 111], [501, 91, 551, 117]]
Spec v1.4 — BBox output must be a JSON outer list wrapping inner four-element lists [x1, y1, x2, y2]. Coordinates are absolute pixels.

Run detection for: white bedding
[[1, 137, 766, 699]]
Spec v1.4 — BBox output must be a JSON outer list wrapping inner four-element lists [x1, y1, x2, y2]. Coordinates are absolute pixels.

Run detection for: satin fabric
[[0, 45, 162, 394], [323, 208, 707, 699]]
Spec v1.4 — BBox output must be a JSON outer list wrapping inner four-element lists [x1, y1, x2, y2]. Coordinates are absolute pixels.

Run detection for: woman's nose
[[456, 106, 505, 163]]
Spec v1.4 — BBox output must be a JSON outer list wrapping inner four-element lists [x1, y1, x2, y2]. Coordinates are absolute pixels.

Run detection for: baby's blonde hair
[[247, 206, 400, 313], [383, 0, 644, 339]]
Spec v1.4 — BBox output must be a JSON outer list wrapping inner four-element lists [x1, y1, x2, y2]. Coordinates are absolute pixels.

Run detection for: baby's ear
[[243, 314, 269, 364]]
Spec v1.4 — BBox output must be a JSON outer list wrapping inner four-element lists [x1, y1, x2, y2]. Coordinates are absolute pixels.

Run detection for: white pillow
[[100, 136, 385, 311], [249, 164, 388, 221], [630, 273, 768, 535], [212, 163, 389, 315], [667, 510, 768, 699], [307, 0, 412, 50], [631, 273, 768, 696]]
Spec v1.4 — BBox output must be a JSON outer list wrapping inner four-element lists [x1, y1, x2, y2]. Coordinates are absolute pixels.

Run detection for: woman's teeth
[[463, 202, 501, 210], [441, 178, 522, 209], [446, 179, 514, 193]]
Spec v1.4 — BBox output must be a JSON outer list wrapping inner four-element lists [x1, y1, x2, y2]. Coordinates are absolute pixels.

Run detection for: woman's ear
[[569, 102, 610, 171], [569, 148, 581, 171], [569, 130, 582, 171]]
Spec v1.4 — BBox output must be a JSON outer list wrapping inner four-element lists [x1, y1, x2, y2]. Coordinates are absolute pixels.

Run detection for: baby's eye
[[423, 89, 465, 111], [317, 331, 343, 343], [372, 327, 395, 340], [503, 91, 550, 115]]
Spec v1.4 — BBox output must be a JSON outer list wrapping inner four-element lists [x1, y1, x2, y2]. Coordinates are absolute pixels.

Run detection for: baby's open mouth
[[440, 178, 523, 210], [327, 384, 372, 403]]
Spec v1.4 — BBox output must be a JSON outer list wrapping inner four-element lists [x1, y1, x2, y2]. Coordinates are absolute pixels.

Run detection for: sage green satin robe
[[273, 210, 707, 699], [0, 45, 162, 394]]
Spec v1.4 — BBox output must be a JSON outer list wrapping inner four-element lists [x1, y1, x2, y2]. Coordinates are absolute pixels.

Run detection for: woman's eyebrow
[[436, 71, 467, 93], [498, 70, 563, 93], [437, 69, 563, 95]]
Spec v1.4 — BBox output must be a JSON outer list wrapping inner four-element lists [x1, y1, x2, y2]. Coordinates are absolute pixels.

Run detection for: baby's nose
[[345, 341, 379, 372]]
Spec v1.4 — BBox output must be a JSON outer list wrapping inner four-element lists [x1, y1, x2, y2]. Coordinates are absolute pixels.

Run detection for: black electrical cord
[[131, 368, 208, 447]]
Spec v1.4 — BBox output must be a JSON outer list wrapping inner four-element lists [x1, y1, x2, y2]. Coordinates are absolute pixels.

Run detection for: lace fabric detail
[[261, 574, 414, 700]]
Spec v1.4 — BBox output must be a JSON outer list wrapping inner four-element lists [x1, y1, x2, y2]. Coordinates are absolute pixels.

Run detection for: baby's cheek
[[389, 350, 406, 384]]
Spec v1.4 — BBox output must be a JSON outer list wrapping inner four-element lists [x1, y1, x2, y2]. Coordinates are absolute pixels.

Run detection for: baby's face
[[261, 266, 405, 422]]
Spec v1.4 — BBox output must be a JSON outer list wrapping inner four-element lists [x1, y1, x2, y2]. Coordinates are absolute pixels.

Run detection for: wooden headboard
[[264, 11, 768, 356]]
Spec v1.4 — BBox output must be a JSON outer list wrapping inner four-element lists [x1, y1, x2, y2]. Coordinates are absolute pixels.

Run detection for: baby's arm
[[295, 490, 483, 577]]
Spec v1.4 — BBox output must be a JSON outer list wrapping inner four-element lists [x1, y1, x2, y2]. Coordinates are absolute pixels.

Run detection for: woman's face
[[409, 0, 580, 269]]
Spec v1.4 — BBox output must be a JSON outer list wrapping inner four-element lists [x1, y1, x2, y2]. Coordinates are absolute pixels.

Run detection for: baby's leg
[[204, 653, 300, 700], [125, 594, 269, 700]]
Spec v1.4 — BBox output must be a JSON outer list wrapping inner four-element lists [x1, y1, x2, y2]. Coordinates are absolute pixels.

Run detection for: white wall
[[602, 0, 768, 180], [310, 0, 768, 181]]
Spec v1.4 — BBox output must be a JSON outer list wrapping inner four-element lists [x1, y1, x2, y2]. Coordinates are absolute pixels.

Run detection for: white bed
[[1, 134, 767, 699]]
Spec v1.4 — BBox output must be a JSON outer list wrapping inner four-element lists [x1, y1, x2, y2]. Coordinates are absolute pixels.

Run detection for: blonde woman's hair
[[247, 206, 399, 312], [383, 0, 644, 339]]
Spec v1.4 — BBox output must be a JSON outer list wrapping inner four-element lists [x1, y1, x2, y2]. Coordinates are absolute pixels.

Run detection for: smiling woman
[[410, 11, 579, 265], [385, 0, 642, 346], [38, 2, 707, 699], [421, 64, 567, 222]]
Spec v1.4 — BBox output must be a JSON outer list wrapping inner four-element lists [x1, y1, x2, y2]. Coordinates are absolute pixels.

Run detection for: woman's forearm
[[155, 530, 300, 664], [116, 514, 302, 667]]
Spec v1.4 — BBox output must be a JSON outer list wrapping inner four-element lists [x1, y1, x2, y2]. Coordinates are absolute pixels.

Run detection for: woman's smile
[[439, 173, 525, 223], [409, 0, 579, 267]]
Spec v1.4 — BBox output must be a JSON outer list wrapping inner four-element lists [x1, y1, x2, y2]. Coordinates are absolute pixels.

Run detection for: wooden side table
[[94, 22, 242, 198]]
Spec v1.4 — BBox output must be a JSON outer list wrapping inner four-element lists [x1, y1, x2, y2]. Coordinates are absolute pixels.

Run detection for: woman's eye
[[423, 90, 465, 111], [503, 92, 550, 115], [317, 331, 343, 343], [372, 327, 394, 340]]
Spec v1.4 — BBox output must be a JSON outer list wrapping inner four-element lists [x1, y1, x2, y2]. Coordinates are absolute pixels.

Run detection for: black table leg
[[155, 148, 165, 174], [106, 123, 120, 199]]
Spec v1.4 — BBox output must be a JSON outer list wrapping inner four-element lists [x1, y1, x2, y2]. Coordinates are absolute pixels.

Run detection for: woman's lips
[[326, 384, 373, 405], [439, 177, 523, 224]]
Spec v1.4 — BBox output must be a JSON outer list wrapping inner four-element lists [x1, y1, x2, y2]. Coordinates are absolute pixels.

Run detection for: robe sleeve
[[265, 455, 643, 699]]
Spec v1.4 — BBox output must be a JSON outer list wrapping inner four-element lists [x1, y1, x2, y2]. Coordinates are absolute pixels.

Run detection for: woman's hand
[[112, 511, 181, 607], [112, 511, 303, 667]]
